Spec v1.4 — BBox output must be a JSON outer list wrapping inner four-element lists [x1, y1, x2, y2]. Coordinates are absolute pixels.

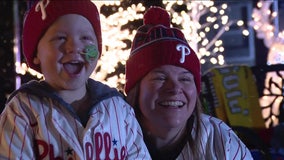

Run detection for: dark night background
[[0, 0, 272, 113]]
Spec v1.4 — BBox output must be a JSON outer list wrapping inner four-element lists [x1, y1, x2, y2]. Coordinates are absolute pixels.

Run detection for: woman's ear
[[33, 56, 40, 65]]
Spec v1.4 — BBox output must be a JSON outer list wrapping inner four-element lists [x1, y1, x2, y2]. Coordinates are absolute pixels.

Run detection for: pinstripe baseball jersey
[[0, 79, 150, 160], [176, 114, 253, 160]]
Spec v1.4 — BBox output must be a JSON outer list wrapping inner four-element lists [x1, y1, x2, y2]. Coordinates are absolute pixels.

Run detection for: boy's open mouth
[[63, 61, 84, 75]]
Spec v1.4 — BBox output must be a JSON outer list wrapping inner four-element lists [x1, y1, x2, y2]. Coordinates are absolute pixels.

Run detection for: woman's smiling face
[[34, 14, 99, 91], [139, 65, 197, 131]]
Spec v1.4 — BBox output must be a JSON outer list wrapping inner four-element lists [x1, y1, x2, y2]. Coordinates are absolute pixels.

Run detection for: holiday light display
[[250, 0, 283, 127], [90, 1, 144, 89], [15, 0, 246, 91], [94, 0, 246, 89], [250, 0, 284, 64]]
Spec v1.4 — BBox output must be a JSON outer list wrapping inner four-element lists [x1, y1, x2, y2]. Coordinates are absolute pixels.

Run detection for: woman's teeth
[[160, 101, 184, 107]]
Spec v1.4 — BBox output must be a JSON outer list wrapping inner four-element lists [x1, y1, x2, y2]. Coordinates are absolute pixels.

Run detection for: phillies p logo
[[35, 0, 50, 20], [176, 44, 191, 63]]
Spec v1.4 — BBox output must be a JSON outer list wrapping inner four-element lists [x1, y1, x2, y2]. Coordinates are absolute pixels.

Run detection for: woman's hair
[[126, 82, 203, 159]]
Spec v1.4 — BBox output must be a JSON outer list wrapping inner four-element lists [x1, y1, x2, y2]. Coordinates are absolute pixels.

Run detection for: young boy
[[0, 1, 150, 159]]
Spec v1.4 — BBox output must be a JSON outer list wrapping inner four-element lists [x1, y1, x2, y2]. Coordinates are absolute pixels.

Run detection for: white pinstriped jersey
[[0, 79, 150, 160], [176, 114, 253, 160]]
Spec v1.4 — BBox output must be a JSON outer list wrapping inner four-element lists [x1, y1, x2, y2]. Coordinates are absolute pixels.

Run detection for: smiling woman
[[125, 6, 253, 160], [139, 65, 197, 130]]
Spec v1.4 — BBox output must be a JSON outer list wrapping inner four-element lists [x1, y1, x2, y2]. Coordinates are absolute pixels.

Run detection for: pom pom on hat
[[125, 6, 201, 95], [22, 0, 101, 73], [143, 6, 171, 27]]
